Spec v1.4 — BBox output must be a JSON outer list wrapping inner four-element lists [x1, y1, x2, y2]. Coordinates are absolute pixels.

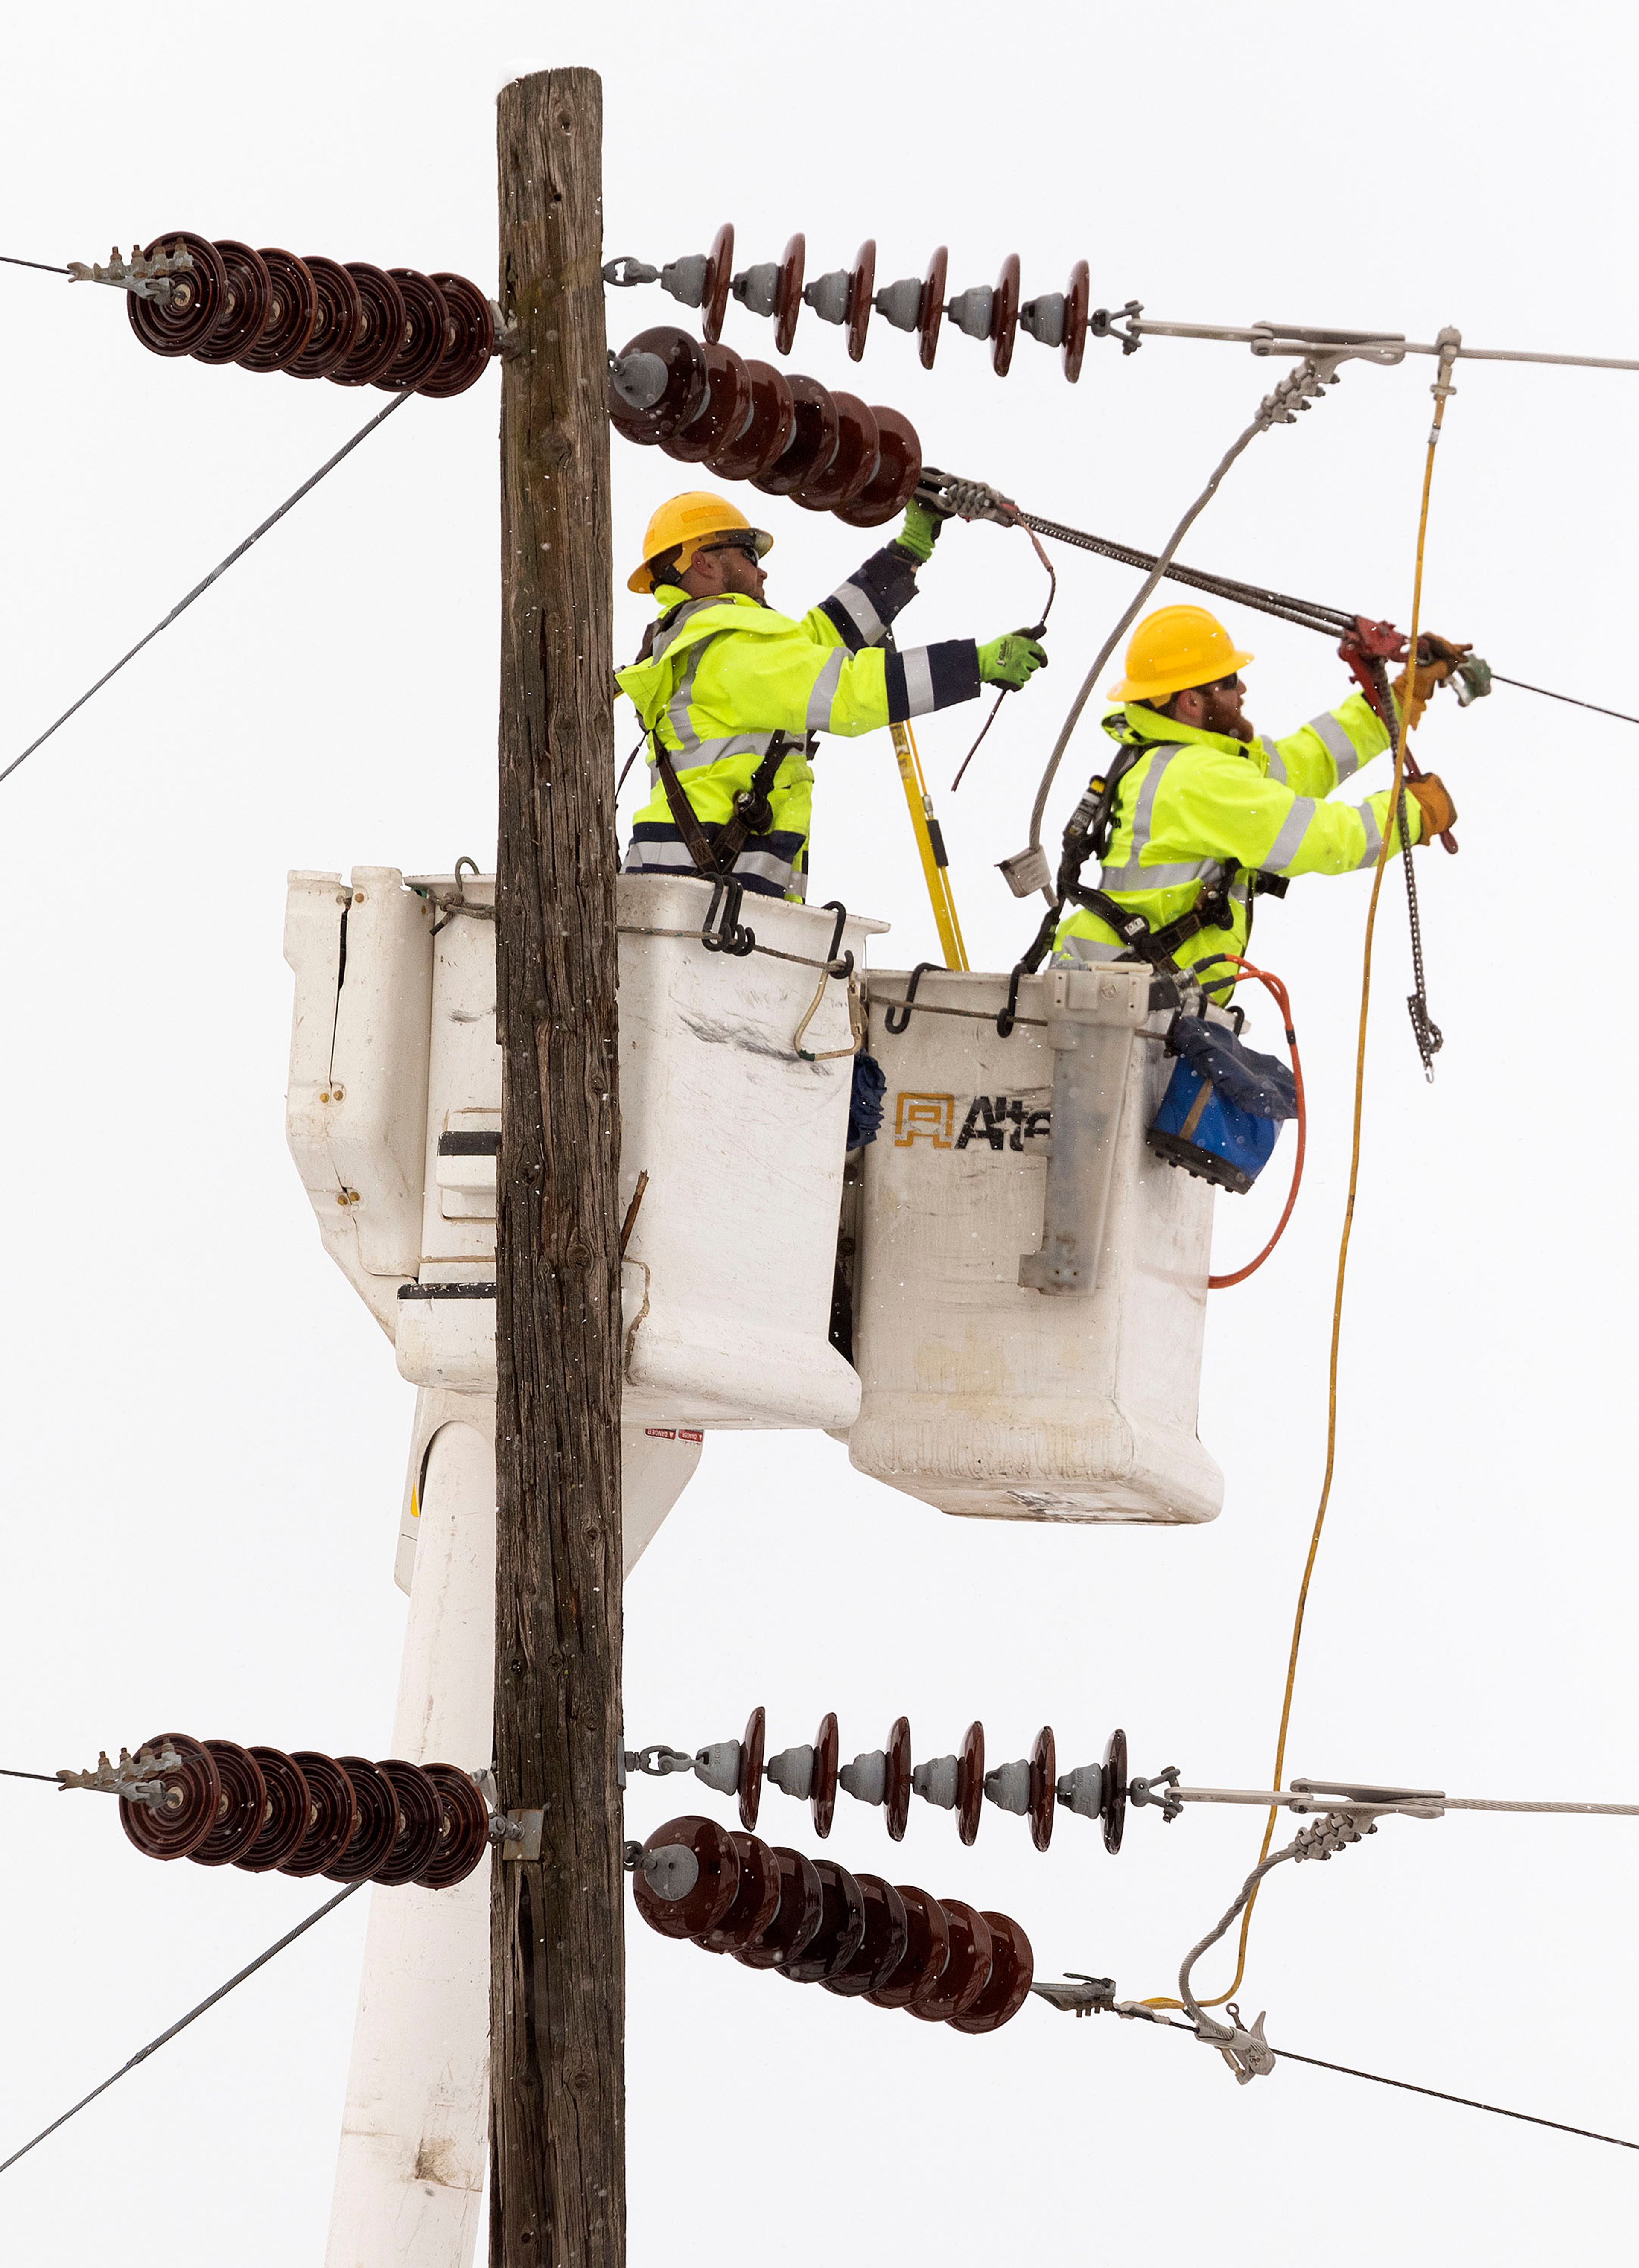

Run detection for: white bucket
[[845, 965, 1222, 1525]]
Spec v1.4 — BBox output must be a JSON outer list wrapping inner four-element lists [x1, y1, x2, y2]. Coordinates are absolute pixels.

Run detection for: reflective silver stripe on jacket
[[805, 649, 846, 731], [1259, 733, 1288, 784], [648, 729, 782, 786], [1353, 801, 1384, 869], [826, 573, 887, 649], [1051, 932, 1126, 967], [1097, 856, 1220, 890], [665, 643, 712, 757], [900, 646, 936, 715], [623, 835, 799, 893], [1307, 708, 1360, 782], [649, 597, 723, 666], [1262, 796, 1317, 875]]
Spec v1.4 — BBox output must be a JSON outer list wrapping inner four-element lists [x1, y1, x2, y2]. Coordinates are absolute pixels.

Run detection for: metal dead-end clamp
[[66, 243, 195, 302], [57, 1744, 183, 1810]]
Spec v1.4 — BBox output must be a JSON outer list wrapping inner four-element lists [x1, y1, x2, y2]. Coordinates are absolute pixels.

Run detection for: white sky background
[[0, 2, 1634, 2259]]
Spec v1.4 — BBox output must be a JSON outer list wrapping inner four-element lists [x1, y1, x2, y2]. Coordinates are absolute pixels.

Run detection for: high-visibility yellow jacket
[[618, 544, 980, 899], [1051, 691, 1423, 993]]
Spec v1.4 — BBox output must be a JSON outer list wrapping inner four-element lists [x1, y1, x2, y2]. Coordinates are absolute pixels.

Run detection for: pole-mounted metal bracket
[[474, 1768, 543, 1860]]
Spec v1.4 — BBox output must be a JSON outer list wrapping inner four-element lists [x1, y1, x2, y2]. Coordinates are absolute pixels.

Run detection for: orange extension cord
[[1205, 956, 1305, 1292]]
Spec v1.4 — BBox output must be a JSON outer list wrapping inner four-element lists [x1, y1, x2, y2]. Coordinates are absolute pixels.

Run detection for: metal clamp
[[1128, 1766, 1184, 1822], [474, 1768, 543, 1860], [1196, 2002, 1276, 2086], [1089, 299, 1143, 353], [67, 243, 195, 303], [56, 1745, 183, 1811], [623, 1743, 696, 1778]]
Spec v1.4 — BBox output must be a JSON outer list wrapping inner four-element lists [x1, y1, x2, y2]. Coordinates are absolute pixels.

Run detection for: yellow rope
[[1143, 352, 1458, 2013]]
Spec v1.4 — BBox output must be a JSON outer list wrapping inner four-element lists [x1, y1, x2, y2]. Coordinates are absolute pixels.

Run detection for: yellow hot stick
[[890, 719, 968, 971]]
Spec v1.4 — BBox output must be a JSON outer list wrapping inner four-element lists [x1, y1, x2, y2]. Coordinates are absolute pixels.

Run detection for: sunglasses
[[699, 538, 761, 563]]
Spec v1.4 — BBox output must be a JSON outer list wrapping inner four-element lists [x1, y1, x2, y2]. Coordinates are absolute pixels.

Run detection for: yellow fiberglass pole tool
[[890, 716, 968, 971]]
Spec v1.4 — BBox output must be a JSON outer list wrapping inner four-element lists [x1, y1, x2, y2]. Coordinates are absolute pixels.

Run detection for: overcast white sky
[[2, 3, 1636, 2261]]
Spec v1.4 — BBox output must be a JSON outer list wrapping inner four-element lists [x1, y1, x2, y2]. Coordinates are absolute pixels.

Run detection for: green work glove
[[977, 631, 1049, 688], [894, 498, 945, 566]]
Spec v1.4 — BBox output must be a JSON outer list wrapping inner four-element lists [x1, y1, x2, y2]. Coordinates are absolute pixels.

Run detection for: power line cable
[[1488, 672, 1639, 726], [0, 389, 413, 790], [0, 1767, 59, 1784], [0, 1880, 365, 2178], [0, 253, 70, 274]]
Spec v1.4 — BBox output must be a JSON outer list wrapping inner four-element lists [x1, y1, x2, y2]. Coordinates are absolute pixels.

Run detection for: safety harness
[[650, 729, 804, 881]]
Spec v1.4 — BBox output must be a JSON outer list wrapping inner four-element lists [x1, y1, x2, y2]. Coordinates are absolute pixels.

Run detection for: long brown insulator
[[733, 1845, 823, 1971], [750, 374, 838, 496], [633, 1814, 741, 1940], [691, 1832, 781, 1954], [127, 234, 228, 359], [608, 325, 709, 444], [907, 1898, 992, 2021], [701, 222, 734, 345], [234, 1747, 313, 1872], [286, 257, 363, 381], [420, 275, 496, 399], [278, 1751, 359, 1876], [948, 1910, 1034, 2033], [118, 1731, 220, 1861], [836, 408, 922, 529], [660, 341, 753, 466], [779, 1857, 866, 1983], [919, 247, 948, 370], [820, 1875, 908, 1998], [187, 1740, 269, 1867], [370, 1758, 446, 1885], [414, 1762, 491, 1888], [238, 251, 319, 373], [794, 394, 879, 513], [324, 1755, 402, 1881], [329, 264, 407, 387], [372, 270, 450, 394], [991, 253, 1021, 378], [706, 364, 795, 483], [865, 1884, 951, 2009], [191, 242, 272, 367]]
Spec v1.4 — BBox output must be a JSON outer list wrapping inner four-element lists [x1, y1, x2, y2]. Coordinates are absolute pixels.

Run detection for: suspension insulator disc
[[330, 265, 408, 387], [991, 253, 1021, 378], [794, 394, 880, 513], [278, 1751, 359, 1876], [821, 1874, 908, 1997], [187, 1740, 269, 1867], [866, 1883, 951, 2009], [420, 274, 496, 399], [779, 1857, 867, 1984], [774, 233, 805, 356], [907, 1898, 993, 2022], [750, 374, 838, 496], [701, 222, 735, 345], [734, 1845, 825, 1971], [846, 239, 877, 364], [1102, 1727, 1128, 1855], [323, 1755, 401, 1883], [371, 1758, 446, 1885], [883, 1715, 912, 1842], [1062, 259, 1090, 384], [236, 250, 319, 374], [693, 1831, 782, 1954], [1029, 1725, 1056, 1854], [234, 1747, 313, 1872], [834, 407, 922, 529], [918, 246, 949, 371], [661, 342, 753, 465], [633, 1814, 741, 1939], [811, 1710, 840, 1839], [372, 269, 450, 393], [948, 1910, 1035, 2034], [957, 1720, 986, 1848], [118, 1730, 220, 1861], [127, 233, 230, 359], [608, 325, 709, 444], [738, 1705, 767, 1833], [415, 1763, 491, 1889], [189, 241, 272, 367], [707, 363, 795, 484], [286, 257, 364, 381]]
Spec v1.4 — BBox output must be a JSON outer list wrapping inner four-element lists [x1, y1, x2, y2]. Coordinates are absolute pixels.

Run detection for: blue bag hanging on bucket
[[1148, 1010, 1297, 1195]]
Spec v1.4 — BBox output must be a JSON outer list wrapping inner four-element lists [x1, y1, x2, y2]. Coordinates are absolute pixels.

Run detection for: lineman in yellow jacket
[[618, 491, 1049, 900], [1051, 605, 1464, 996]]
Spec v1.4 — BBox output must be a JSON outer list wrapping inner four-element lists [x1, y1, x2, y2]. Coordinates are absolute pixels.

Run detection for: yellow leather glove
[[1409, 773, 1457, 843], [1391, 634, 1472, 731]]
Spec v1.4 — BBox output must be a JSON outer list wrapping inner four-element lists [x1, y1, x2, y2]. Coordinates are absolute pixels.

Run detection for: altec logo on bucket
[[893, 1092, 1051, 1154]]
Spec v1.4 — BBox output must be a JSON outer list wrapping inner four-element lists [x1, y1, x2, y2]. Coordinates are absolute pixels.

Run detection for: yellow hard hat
[[627, 491, 773, 595], [1108, 605, 1254, 703]]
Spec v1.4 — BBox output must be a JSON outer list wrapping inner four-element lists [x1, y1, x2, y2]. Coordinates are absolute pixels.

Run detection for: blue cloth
[[1166, 1016, 1297, 1119], [848, 1053, 887, 1149]]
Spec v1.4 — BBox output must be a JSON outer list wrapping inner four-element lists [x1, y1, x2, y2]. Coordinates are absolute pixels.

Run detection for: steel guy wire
[[0, 1767, 59, 1784], [0, 389, 414, 790], [0, 252, 70, 274], [0, 1880, 365, 2178], [1118, 2006, 1639, 2152]]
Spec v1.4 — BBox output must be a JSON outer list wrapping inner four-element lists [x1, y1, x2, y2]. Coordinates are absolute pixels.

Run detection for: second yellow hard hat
[[628, 492, 773, 595], [1109, 605, 1254, 703]]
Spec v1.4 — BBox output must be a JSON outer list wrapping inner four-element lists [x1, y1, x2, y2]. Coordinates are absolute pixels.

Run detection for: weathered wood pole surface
[[492, 65, 624, 2268]]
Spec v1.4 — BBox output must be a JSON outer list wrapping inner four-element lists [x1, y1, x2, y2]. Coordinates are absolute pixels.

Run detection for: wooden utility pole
[[492, 67, 624, 2268]]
